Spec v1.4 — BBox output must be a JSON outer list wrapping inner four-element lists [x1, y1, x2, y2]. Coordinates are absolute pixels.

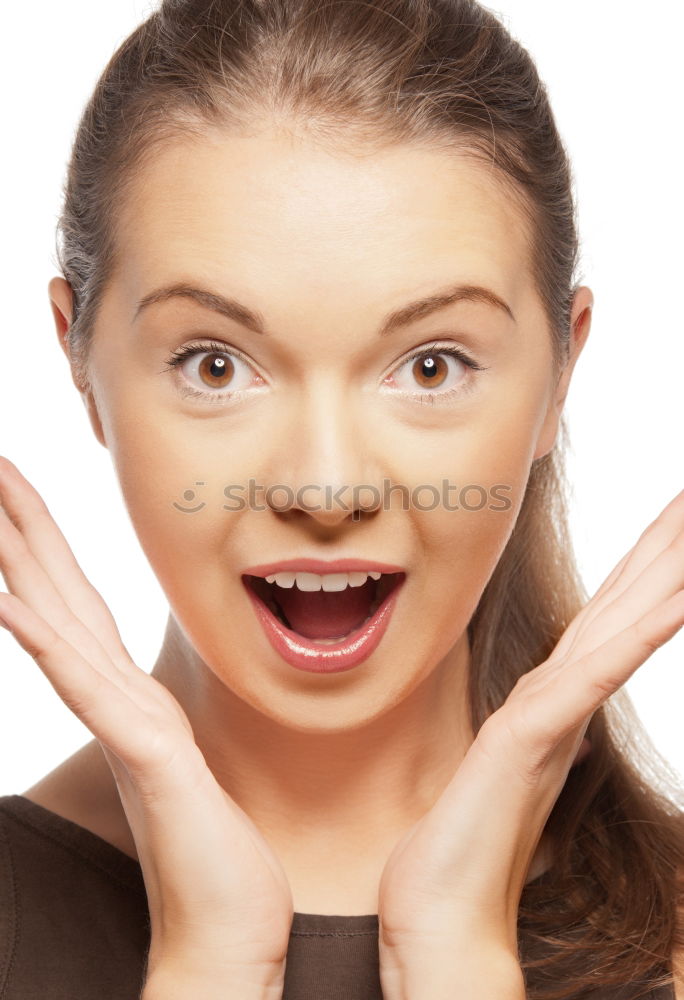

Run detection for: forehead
[[116, 128, 531, 310]]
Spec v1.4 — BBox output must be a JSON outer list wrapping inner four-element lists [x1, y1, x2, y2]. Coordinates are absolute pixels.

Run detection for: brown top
[[0, 793, 675, 999]]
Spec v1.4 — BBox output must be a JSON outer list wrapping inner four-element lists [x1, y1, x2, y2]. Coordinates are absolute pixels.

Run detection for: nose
[[266, 383, 383, 529]]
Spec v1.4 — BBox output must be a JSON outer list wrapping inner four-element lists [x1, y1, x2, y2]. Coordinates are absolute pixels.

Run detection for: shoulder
[[0, 794, 149, 1000], [0, 792, 144, 899]]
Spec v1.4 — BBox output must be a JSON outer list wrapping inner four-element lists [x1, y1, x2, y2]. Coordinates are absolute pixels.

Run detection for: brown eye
[[163, 340, 263, 401], [197, 352, 235, 389], [410, 352, 449, 390], [387, 344, 477, 400]]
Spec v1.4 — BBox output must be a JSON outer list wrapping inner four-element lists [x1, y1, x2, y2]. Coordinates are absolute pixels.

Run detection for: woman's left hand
[[377, 487, 684, 991]]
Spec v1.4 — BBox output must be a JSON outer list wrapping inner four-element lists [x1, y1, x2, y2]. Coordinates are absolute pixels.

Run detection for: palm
[[378, 488, 684, 949], [0, 457, 293, 966]]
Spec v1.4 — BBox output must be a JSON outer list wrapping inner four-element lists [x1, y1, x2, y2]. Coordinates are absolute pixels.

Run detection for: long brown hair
[[54, 0, 684, 994]]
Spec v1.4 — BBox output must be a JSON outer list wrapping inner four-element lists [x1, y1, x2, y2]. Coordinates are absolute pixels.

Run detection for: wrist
[[141, 955, 286, 1000], [379, 945, 525, 1000]]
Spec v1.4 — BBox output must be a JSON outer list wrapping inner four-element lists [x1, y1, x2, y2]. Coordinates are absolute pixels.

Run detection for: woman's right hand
[[0, 456, 293, 994]]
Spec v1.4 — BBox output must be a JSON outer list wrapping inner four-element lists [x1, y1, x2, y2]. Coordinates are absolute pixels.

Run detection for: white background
[[0, 0, 681, 792]]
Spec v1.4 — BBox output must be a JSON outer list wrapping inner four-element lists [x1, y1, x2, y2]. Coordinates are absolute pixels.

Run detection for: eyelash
[[161, 338, 488, 405], [390, 341, 487, 405], [161, 340, 258, 403]]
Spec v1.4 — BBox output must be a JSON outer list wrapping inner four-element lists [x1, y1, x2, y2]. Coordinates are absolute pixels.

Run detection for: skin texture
[[40, 126, 593, 916]]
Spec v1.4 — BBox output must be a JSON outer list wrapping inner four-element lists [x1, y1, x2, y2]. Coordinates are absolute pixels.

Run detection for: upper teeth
[[263, 570, 383, 592]]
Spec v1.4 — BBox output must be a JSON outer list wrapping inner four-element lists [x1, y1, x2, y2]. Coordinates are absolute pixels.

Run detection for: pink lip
[[243, 557, 406, 577], [242, 573, 405, 673]]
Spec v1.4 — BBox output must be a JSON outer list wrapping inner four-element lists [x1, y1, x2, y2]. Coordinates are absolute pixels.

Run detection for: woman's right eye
[[162, 340, 263, 403]]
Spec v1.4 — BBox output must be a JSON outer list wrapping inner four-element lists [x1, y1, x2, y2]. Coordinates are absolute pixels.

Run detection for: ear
[[48, 276, 108, 450], [533, 286, 594, 461]]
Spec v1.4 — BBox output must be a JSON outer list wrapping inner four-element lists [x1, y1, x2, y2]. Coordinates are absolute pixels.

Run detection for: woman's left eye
[[162, 340, 262, 402], [386, 343, 487, 402]]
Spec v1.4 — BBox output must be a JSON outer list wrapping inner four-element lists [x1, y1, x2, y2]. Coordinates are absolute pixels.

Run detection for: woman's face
[[52, 127, 590, 732]]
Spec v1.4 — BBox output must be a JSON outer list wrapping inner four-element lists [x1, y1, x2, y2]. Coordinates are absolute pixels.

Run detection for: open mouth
[[243, 571, 405, 644]]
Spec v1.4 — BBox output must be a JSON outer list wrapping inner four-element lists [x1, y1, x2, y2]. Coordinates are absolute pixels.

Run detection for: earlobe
[[48, 275, 108, 451], [83, 390, 108, 450], [48, 276, 74, 362], [532, 406, 561, 462], [532, 289, 594, 461], [48, 276, 89, 395]]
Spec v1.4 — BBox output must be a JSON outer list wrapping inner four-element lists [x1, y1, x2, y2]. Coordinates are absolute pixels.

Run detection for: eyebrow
[[133, 280, 515, 334]]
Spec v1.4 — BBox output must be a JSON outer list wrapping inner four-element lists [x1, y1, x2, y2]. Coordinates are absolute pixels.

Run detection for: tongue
[[273, 579, 375, 639]]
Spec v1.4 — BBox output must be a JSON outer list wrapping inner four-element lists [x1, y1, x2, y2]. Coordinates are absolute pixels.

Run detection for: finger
[[533, 587, 684, 743], [0, 456, 130, 666], [0, 461, 170, 712], [547, 549, 632, 664], [593, 487, 684, 602], [555, 525, 684, 673], [0, 591, 158, 766], [0, 505, 140, 689], [550, 487, 684, 663]]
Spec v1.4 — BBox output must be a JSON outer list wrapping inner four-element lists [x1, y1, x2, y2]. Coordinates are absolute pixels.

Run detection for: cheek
[[408, 406, 542, 632], [397, 397, 541, 523], [415, 490, 522, 637], [103, 415, 232, 602]]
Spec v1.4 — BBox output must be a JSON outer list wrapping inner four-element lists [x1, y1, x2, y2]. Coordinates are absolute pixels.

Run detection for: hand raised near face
[[377, 487, 684, 994], [0, 456, 293, 995]]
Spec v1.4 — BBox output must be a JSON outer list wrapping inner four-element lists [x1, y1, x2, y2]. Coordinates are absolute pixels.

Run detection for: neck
[[22, 611, 553, 914], [150, 613, 474, 851]]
